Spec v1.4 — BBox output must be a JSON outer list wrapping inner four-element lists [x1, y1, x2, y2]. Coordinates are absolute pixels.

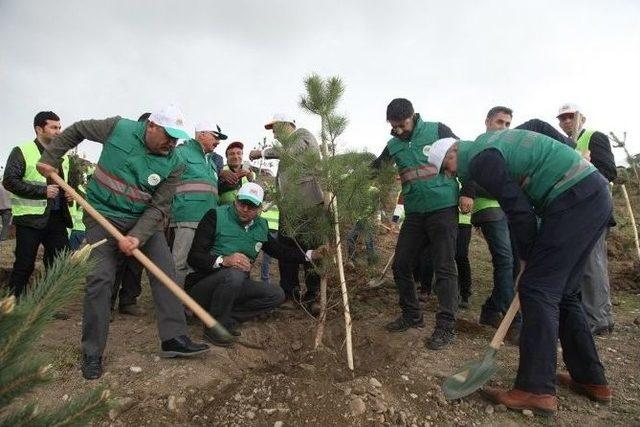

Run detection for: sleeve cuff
[[213, 256, 224, 269]]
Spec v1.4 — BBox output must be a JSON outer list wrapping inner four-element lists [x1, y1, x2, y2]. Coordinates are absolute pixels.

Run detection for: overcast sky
[[1, 0, 638, 168]]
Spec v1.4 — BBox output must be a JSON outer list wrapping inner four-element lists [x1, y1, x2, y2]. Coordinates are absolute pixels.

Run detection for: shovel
[[49, 172, 231, 340], [368, 253, 394, 288], [442, 290, 521, 400]]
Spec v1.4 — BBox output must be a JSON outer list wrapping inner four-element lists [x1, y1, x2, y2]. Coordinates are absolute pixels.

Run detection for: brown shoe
[[556, 372, 612, 404], [482, 386, 557, 416]]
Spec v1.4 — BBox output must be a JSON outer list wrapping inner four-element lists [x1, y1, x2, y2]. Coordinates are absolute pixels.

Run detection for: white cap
[[194, 121, 227, 139], [427, 137, 458, 172], [264, 113, 296, 129], [149, 105, 190, 140], [237, 182, 264, 206], [556, 103, 583, 118]]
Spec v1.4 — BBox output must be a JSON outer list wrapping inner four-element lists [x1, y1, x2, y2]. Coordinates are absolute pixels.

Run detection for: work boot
[[426, 326, 456, 350], [418, 291, 430, 303], [481, 387, 557, 416], [556, 372, 612, 404], [591, 323, 615, 336], [160, 335, 210, 357], [81, 354, 103, 380], [119, 304, 146, 317], [203, 326, 236, 348], [459, 296, 470, 309], [479, 310, 502, 329], [385, 315, 425, 333]]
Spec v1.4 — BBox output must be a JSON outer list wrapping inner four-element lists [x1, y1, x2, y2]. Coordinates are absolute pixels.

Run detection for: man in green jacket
[[37, 105, 210, 380], [428, 130, 612, 415], [170, 121, 221, 286], [371, 98, 469, 350]]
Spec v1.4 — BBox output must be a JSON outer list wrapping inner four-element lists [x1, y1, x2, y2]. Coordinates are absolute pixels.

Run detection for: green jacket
[[213, 204, 269, 261], [386, 117, 458, 214], [171, 139, 219, 224], [457, 129, 596, 211]]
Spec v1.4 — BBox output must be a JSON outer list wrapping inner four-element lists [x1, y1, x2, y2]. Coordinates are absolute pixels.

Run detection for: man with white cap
[[169, 121, 222, 286], [185, 182, 327, 346], [428, 130, 612, 415], [249, 113, 325, 311], [557, 103, 617, 335], [37, 105, 210, 380]]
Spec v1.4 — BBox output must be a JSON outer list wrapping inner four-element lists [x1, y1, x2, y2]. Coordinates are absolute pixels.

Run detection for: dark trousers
[[479, 218, 521, 326], [414, 224, 471, 300], [187, 268, 285, 328], [111, 257, 143, 308], [0, 209, 11, 241], [515, 173, 610, 394], [393, 207, 458, 327], [9, 211, 69, 296], [277, 231, 320, 300]]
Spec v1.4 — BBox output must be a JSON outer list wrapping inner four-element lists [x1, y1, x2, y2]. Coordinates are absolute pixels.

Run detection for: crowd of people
[[1, 98, 617, 415]]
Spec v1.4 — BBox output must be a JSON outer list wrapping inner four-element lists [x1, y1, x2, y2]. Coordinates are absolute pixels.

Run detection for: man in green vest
[[429, 130, 613, 415], [36, 105, 210, 380], [371, 98, 469, 350], [219, 141, 254, 204], [2, 111, 73, 297], [185, 182, 326, 346], [557, 103, 617, 336], [170, 121, 221, 286]]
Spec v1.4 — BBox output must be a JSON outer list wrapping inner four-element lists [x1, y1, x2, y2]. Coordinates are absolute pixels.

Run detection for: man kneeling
[[186, 182, 326, 346]]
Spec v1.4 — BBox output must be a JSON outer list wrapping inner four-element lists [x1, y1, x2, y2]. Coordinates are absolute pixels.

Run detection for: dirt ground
[[2, 187, 640, 426]]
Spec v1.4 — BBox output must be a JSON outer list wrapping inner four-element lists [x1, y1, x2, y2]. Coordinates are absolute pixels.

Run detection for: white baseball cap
[[194, 121, 228, 140], [264, 113, 296, 130], [427, 137, 458, 172], [237, 182, 264, 206], [556, 103, 583, 118], [149, 105, 190, 140]]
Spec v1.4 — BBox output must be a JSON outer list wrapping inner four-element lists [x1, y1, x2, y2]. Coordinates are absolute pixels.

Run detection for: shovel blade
[[442, 348, 498, 400]]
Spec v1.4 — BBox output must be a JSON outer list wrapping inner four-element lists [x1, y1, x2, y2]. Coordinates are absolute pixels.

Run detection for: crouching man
[[428, 130, 612, 415], [186, 182, 327, 347]]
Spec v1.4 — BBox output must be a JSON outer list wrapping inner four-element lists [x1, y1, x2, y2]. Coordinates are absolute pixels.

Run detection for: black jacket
[[2, 139, 73, 229]]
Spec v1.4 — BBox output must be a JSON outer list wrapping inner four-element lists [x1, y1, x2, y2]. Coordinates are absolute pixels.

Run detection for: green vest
[[386, 117, 458, 214], [11, 141, 70, 217], [171, 139, 219, 223], [575, 129, 596, 154], [472, 197, 501, 214], [260, 205, 279, 231], [458, 212, 471, 225], [86, 119, 181, 220], [218, 165, 250, 205], [457, 129, 596, 211], [70, 183, 86, 231], [213, 204, 269, 261]]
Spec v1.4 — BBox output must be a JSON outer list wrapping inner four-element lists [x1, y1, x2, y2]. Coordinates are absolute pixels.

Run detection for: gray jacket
[[263, 128, 324, 206]]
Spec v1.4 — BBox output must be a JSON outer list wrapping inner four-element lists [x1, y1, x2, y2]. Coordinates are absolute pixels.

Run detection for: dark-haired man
[[3, 111, 73, 297], [36, 105, 210, 380], [371, 98, 467, 350], [219, 141, 254, 205]]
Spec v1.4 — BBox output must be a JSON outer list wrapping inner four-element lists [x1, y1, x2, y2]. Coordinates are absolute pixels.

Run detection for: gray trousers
[[171, 225, 196, 287], [580, 230, 614, 331], [82, 221, 187, 356]]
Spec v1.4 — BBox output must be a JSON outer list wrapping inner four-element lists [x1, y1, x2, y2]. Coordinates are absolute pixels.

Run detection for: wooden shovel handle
[[50, 172, 218, 328], [488, 269, 523, 350]]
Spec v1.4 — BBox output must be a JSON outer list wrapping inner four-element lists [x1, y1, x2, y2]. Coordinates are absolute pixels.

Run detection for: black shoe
[[385, 315, 425, 332], [418, 292, 431, 303], [203, 325, 236, 347], [426, 326, 456, 350], [459, 297, 470, 309], [118, 304, 146, 317], [479, 310, 502, 329], [81, 354, 103, 380], [160, 335, 210, 358]]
